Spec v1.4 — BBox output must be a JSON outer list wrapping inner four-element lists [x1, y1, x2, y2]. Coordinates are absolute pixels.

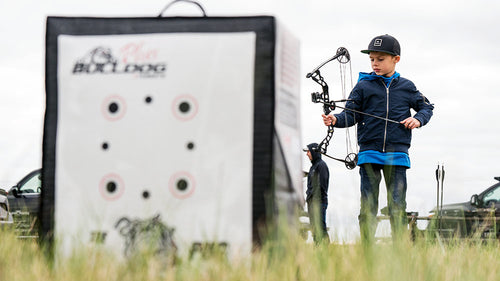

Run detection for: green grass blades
[[1, 226, 500, 281]]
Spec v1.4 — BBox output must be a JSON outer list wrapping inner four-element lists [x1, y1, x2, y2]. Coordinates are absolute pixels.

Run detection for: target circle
[[172, 94, 198, 121], [168, 171, 196, 199], [102, 95, 127, 121], [99, 173, 125, 201]]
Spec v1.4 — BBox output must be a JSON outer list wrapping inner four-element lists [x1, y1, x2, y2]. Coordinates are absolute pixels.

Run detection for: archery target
[[54, 32, 256, 257], [43, 16, 303, 260]]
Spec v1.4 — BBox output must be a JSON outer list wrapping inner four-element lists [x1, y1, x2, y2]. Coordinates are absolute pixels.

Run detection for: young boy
[[322, 34, 434, 244]]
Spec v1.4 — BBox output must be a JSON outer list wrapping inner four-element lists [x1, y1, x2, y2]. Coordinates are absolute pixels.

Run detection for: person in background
[[304, 142, 330, 244]]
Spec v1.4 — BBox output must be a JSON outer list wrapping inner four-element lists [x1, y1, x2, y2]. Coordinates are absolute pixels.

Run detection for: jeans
[[308, 200, 330, 243], [358, 163, 407, 244]]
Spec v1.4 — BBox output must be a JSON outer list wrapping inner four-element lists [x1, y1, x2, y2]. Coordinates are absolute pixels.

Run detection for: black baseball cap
[[361, 34, 400, 56], [303, 143, 319, 152]]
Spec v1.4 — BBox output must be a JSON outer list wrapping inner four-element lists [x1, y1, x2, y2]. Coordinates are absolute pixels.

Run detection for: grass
[[0, 226, 499, 281]]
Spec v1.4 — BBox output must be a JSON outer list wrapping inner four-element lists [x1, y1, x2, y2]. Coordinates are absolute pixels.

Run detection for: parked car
[[428, 176, 500, 239], [7, 169, 41, 236], [0, 188, 13, 227]]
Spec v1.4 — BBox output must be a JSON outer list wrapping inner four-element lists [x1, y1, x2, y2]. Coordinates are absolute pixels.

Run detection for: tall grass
[[0, 226, 499, 281]]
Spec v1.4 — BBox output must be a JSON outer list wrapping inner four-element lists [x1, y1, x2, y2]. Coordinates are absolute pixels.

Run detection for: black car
[[428, 176, 500, 239], [7, 169, 41, 236]]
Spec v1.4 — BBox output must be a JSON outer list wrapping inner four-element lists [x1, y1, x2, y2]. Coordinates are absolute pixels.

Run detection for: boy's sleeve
[[412, 89, 434, 127], [334, 87, 362, 128]]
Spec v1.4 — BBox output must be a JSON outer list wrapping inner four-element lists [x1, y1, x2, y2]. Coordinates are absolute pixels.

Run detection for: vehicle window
[[19, 173, 42, 194], [483, 185, 500, 203]]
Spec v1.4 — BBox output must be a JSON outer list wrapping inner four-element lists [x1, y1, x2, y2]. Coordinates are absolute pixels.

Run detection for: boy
[[322, 34, 434, 244]]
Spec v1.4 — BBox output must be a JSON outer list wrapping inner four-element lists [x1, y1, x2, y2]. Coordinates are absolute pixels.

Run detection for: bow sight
[[306, 47, 358, 170]]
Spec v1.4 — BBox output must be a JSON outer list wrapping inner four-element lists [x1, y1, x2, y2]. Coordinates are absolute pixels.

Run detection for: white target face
[[55, 32, 256, 257]]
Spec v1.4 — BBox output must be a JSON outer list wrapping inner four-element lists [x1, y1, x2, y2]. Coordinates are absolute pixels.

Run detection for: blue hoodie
[[333, 72, 434, 156]]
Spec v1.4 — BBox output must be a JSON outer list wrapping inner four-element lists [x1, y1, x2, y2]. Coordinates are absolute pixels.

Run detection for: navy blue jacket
[[334, 74, 434, 154], [306, 143, 329, 204]]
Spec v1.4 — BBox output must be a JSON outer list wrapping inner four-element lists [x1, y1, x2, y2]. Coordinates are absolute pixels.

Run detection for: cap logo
[[374, 39, 382, 47]]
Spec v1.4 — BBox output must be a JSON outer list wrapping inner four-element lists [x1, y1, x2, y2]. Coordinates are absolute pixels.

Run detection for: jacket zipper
[[382, 81, 391, 152]]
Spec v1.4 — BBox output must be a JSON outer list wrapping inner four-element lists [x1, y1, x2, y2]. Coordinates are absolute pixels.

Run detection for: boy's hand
[[400, 117, 421, 130], [322, 114, 337, 126]]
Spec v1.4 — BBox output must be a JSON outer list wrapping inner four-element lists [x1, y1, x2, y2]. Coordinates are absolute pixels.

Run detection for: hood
[[307, 143, 322, 163], [358, 71, 400, 85]]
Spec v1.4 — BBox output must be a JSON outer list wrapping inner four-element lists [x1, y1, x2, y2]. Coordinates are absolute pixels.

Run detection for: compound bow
[[306, 47, 358, 170]]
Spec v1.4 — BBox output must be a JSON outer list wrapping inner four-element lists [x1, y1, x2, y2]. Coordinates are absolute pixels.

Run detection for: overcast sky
[[1, 0, 500, 241]]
